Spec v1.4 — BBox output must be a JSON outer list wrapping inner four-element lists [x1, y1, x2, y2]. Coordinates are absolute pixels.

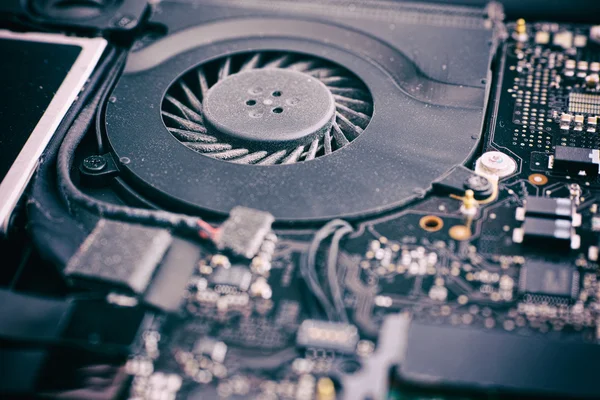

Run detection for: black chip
[[398, 320, 600, 398], [518, 261, 579, 299], [524, 197, 572, 219], [553, 146, 600, 177], [522, 217, 571, 243], [209, 265, 252, 291]]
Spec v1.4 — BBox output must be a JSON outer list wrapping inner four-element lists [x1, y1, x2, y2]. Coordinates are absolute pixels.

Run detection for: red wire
[[197, 219, 218, 240]]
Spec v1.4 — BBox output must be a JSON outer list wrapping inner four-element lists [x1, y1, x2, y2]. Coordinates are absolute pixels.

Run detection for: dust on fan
[[161, 51, 373, 165]]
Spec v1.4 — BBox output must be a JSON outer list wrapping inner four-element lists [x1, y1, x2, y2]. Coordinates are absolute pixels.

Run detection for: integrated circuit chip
[[398, 319, 600, 398], [518, 261, 579, 299], [553, 146, 600, 177], [208, 265, 252, 291], [296, 320, 359, 354]]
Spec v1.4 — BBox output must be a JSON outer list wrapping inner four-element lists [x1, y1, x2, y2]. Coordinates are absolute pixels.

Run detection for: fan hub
[[202, 69, 335, 147]]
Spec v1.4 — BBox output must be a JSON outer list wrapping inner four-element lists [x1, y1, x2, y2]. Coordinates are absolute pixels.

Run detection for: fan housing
[[104, 16, 492, 221]]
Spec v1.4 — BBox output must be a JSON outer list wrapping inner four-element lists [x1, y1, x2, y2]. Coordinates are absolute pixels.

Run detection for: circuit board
[[125, 21, 600, 400]]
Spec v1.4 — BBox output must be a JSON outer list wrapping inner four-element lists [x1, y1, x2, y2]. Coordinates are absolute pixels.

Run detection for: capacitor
[[585, 73, 599, 89]]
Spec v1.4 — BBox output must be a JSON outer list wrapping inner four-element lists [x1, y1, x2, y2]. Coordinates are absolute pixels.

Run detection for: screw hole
[[272, 107, 284, 114], [246, 99, 256, 106], [272, 91, 282, 97], [419, 215, 443, 232]]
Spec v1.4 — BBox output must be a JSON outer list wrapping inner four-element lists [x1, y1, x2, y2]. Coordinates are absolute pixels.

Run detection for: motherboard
[[3, 1, 600, 399], [123, 20, 600, 400]]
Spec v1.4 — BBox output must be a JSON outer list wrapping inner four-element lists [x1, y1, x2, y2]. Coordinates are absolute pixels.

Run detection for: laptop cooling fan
[[103, 2, 495, 222], [162, 51, 373, 165]]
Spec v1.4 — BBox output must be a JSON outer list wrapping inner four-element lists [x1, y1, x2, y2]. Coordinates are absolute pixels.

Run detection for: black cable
[[55, 52, 214, 238], [27, 47, 119, 267], [326, 222, 353, 323], [300, 219, 352, 321]]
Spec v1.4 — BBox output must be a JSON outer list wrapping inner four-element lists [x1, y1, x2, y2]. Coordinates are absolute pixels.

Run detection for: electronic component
[[586, 73, 599, 89], [193, 338, 228, 363], [65, 220, 173, 294], [568, 92, 600, 114], [574, 34, 587, 47], [587, 115, 598, 132], [296, 320, 359, 354], [516, 197, 572, 220], [552, 146, 600, 177], [559, 113, 572, 130], [215, 206, 274, 259], [534, 30, 550, 45], [208, 265, 252, 291], [573, 114, 584, 131], [513, 217, 580, 249], [512, 18, 527, 42], [591, 25, 600, 44], [518, 261, 579, 299], [397, 320, 600, 398], [553, 30, 573, 49]]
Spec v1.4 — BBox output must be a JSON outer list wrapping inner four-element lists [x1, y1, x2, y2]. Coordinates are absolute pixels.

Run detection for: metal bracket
[[79, 153, 120, 186]]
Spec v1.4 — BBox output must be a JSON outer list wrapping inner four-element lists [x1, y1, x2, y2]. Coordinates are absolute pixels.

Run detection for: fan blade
[[197, 67, 210, 98], [333, 94, 373, 114], [336, 103, 370, 129], [323, 126, 333, 154], [331, 121, 350, 147], [240, 53, 262, 71], [327, 87, 370, 100], [168, 127, 217, 143], [287, 59, 318, 72], [232, 151, 268, 164], [208, 148, 249, 160], [257, 150, 287, 165], [282, 145, 305, 164], [319, 76, 357, 87], [336, 112, 363, 140], [185, 142, 232, 152], [179, 81, 203, 114], [218, 57, 232, 81], [162, 111, 207, 133], [304, 67, 342, 78], [262, 54, 292, 69], [304, 138, 319, 161], [165, 95, 203, 124]]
